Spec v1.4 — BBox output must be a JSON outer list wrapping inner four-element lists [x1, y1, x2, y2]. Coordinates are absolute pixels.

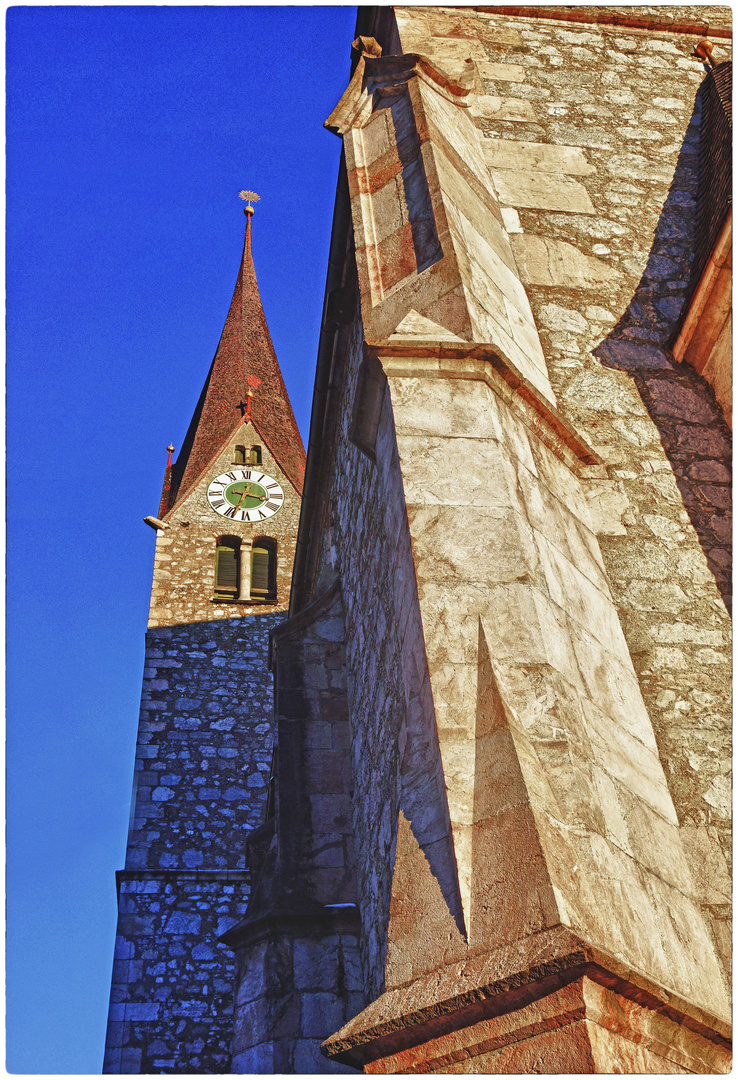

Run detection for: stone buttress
[[103, 209, 305, 1073], [249, 8, 730, 1075]]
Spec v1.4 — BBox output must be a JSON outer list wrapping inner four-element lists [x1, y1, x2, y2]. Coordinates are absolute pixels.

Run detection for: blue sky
[[6, 5, 358, 1072]]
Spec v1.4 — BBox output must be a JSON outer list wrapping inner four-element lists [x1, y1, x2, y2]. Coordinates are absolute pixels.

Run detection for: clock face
[[206, 469, 285, 522]]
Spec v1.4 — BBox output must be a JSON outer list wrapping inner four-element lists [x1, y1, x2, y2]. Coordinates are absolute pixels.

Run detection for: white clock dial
[[206, 469, 285, 522]]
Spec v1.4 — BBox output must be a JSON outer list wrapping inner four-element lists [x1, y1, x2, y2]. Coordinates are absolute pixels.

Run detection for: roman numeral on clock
[[224, 507, 237, 518], [265, 501, 280, 512], [211, 499, 226, 509]]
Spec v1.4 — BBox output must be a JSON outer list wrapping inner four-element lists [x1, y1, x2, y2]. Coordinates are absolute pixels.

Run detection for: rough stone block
[[470, 95, 537, 122], [483, 139, 595, 175], [511, 233, 620, 287], [490, 170, 596, 213]]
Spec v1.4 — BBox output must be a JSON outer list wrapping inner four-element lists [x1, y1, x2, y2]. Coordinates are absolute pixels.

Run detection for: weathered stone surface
[[490, 169, 596, 213], [483, 138, 596, 175], [470, 95, 537, 122], [103, 876, 249, 1074], [328, 49, 556, 403], [310, 9, 732, 1068], [476, 60, 526, 82], [512, 234, 621, 287]]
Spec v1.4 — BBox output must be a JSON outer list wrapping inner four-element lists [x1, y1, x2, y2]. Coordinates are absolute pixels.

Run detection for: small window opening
[[214, 538, 240, 598], [249, 445, 262, 465], [250, 539, 276, 600], [234, 445, 246, 465]]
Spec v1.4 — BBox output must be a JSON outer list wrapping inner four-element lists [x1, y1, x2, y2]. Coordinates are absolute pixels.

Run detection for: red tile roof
[[162, 214, 306, 517]]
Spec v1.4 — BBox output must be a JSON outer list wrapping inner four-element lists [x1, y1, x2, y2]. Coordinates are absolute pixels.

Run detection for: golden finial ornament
[[238, 190, 260, 216]]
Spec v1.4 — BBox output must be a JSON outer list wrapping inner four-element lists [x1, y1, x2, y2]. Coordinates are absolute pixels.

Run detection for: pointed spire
[[162, 204, 306, 516]]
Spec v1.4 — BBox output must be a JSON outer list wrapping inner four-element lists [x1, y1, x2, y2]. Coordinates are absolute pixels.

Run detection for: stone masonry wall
[[150, 419, 301, 627], [105, 612, 283, 1073], [126, 615, 282, 869], [104, 875, 249, 1073], [395, 1, 732, 981]]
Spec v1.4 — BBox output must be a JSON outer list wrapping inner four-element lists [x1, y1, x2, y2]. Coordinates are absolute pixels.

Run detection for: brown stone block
[[369, 179, 410, 248], [679, 825, 731, 906], [425, 14, 522, 49], [486, 592, 586, 696], [579, 695, 674, 822], [338, 968, 731, 1073], [390, 372, 506, 440], [357, 110, 395, 168], [528, 435, 593, 525], [614, 784, 693, 896], [471, 802, 557, 949], [514, 459, 607, 592], [476, 60, 526, 82], [397, 434, 516, 509], [570, 623, 661, 755], [511, 233, 621, 288], [491, 169, 596, 214], [483, 139, 596, 176], [472, 725, 531, 821], [540, 823, 673, 984], [470, 95, 537, 123], [494, 396, 538, 473], [376, 221, 421, 296], [408, 504, 538, 585], [445, 1019, 599, 1073], [582, 975, 729, 1073], [533, 529, 624, 653], [385, 812, 467, 989], [642, 873, 731, 1022]]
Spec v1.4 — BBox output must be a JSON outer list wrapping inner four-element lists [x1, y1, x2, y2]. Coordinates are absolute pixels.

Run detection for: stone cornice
[[472, 6, 732, 40], [372, 340, 601, 473], [325, 47, 474, 138]]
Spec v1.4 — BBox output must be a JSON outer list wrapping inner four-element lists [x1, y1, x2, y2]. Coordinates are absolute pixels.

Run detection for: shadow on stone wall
[[594, 83, 732, 609]]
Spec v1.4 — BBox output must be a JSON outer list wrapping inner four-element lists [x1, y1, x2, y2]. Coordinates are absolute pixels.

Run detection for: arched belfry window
[[249, 445, 262, 465], [234, 445, 246, 465], [250, 538, 276, 600], [214, 537, 240, 599]]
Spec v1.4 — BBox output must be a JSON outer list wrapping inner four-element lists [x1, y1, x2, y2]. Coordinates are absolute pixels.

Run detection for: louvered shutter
[[250, 547, 271, 597], [216, 545, 238, 594]]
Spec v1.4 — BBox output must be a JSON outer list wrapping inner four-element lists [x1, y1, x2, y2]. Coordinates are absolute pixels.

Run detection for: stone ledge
[[373, 340, 600, 473], [220, 902, 361, 951], [117, 868, 250, 888], [321, 926, 731, 1070]]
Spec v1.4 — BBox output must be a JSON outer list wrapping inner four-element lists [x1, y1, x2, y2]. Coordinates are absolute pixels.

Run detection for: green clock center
[[224, 481, 268, 509]]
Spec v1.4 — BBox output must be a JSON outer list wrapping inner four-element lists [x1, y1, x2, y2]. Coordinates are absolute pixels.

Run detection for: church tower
[[103, 199, 305, 1074]]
